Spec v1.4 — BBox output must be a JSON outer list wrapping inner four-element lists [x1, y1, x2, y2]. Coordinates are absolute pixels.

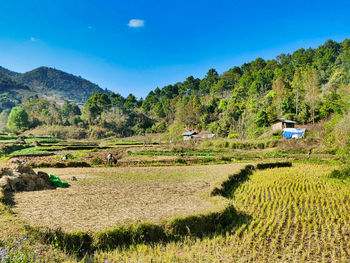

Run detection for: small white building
[[198, 131, 215, 139], [182, 131, 198, 141], [181, 131, 215, 141]]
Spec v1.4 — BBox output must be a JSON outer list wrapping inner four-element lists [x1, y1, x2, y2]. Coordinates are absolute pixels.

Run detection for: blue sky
[[0, 0, 349, 98]]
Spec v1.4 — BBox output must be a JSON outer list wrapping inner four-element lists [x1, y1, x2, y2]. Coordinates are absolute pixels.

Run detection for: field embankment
[[13, 164, 244, 231]]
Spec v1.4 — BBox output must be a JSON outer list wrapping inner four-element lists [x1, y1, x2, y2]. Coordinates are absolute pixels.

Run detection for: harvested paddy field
[[91, 163, 350, 263], [12, 164, 244, 231]]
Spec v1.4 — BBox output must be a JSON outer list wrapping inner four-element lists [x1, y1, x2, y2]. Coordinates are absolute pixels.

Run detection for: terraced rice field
[[13, 164, 242, 231], [92, 163, 350, 263]]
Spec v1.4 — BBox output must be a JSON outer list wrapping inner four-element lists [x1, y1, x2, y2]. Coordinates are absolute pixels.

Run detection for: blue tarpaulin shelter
[[283, 128, 306, 139]]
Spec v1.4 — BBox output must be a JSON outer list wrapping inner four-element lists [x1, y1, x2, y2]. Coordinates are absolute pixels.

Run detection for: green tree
[[179, 76, 200, 95], [256, 109, 269, 127], [199, 69, 219, 94], [7, 107, 29, 133], [83, 93, 111, 124], [123, 94, 138, 111], [305, 68, 320, 124], [60, 101, 80, 124], [0, 110, 10, 131], [291, 69, 305, 115]]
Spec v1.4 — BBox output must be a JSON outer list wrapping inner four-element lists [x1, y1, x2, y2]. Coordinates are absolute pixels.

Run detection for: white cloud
[[128, 19, 145, 28], [30, 37, 39, 42]]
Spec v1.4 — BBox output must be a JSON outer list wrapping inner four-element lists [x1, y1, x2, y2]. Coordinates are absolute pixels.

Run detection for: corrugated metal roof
[[182, 131, 197, 136], [275, 118, 297, 124]]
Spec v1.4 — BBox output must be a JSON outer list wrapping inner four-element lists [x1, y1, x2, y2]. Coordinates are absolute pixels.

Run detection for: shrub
[[329, 165, 350, 180], [71, 115, 83, 126], [257, 142, 265, 149], [90, 126, 111, 139], [91, 157, 103, 165], [89, 148, 99, 152], [323, 113, 350, 160], [227, 133, 238, 139], [220, 156, 232, 162], [0, 144, 29, 155], [202, 141, 213, 147], [54, 162, 67, 168], [174, 158, 187, 164], [66, 161, 91, 168], [26, 125, 88, 139], [201, 157, 216, 163]]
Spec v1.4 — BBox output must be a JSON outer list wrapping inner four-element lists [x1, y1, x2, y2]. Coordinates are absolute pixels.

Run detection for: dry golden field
[[89, 163, 350, 263], [13, 164, 243, 231], [2, 162, 349, 262]]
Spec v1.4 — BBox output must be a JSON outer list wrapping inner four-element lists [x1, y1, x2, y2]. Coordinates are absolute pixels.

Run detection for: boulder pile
[[0, 159, 53, 192]]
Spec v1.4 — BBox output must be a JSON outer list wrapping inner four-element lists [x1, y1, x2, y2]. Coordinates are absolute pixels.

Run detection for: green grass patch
[[129, 152, 215, 157], [9, 147, 50, 156]]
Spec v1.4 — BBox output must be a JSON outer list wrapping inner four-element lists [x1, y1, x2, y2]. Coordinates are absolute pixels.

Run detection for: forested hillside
[[0, 66, 108, 106], [138, 39, 350, 138], [16, 67, 108, 102], [3, 39, 350, 142], [0, 71, 30, 112]]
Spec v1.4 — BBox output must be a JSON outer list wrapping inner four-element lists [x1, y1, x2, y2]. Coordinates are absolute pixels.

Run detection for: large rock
[[0, 159, 53, 192]]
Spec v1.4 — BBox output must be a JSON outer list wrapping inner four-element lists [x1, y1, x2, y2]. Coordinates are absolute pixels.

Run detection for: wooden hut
[[271, 119, 296, 131]]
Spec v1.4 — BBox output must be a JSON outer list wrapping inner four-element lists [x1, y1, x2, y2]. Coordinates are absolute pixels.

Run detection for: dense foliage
[[1, 39, 350, 140], [6, 106, 29, 133]]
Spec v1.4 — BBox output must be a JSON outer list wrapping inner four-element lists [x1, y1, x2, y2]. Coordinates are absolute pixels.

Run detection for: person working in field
[[106, 153, 116, 165], [308, 149, 312, 159]]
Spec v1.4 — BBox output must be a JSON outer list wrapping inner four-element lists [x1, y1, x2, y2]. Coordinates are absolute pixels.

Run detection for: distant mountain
[[0, 66, 110, 112], [16, 67, 109, 103], [0, 71, 31, 112], [0, 66, 20, 78]]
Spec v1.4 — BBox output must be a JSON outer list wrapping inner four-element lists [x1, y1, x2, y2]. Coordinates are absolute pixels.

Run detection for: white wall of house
[[272, 122, 283, 131]]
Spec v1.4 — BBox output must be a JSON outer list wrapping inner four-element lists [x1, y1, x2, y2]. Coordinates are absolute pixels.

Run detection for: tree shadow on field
[[12, 162, 291, 259], [88, 205, 252, 253], [25, 164, 254, 258], [211, 164, 255, 198], [1, 190, 15, 207], [166, 205, 252, 239]]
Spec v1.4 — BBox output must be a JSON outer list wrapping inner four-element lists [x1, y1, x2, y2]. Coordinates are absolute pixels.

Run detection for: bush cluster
[[91, 157, 103, 165], [329, 165, 350, 180], [203, 139, 279, 150], [173, 158, 187, 164], [30, 162, 91, 168]]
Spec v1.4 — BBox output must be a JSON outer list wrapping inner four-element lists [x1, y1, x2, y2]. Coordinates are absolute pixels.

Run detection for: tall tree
[[83, 93, 111, 124], [291, 69, 305, 116], [199, 68, 219, 94], [7, 107, 29, 133], [305, 68, 320, 124]]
